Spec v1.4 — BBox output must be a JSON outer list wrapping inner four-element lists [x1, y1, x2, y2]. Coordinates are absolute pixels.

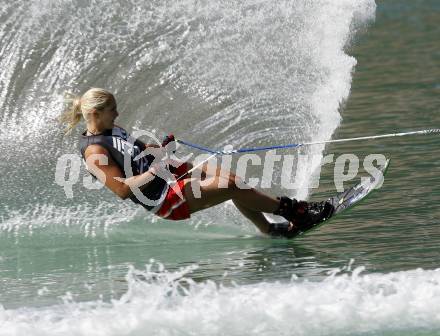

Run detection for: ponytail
[[59, 88, 115, 134], [60, 92, 83, 134]]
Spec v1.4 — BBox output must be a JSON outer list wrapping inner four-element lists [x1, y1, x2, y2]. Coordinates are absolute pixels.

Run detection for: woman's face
[[100, 104, 119, 129]]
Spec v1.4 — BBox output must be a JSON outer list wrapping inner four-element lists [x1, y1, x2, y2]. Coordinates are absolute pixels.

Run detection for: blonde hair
[[60, 88, 116, 134]]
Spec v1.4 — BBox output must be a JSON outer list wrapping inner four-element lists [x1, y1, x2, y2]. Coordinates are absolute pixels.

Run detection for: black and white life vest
[[79, 126, 168, 211]]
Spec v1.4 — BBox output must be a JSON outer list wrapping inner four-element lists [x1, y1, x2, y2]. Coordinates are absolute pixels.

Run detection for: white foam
[[0, 202, 140, 238], [0, 0, 377, 217], [1, 264, 440, 336], [161, 0, 376, 199]]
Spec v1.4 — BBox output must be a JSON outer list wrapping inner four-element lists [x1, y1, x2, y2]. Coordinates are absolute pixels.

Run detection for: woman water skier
[[61, 88, 334, 238]]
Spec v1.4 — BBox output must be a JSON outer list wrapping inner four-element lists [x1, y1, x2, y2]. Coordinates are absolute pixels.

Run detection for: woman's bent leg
[[184, 176, 279, 213], [183, 175, 280, 233], [180, 161, 284, 234]]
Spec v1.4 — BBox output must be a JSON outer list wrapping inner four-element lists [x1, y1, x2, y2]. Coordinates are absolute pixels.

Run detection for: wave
[[0, 0, 376, 219], [1, 263, 440, 336]]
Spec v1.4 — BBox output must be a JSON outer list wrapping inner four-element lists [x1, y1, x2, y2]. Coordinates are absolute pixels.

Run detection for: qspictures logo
[[55, 129, 387, 205]]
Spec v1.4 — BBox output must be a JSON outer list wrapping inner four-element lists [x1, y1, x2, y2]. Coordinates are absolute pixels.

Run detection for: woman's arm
[[84, 144, 157, 200]]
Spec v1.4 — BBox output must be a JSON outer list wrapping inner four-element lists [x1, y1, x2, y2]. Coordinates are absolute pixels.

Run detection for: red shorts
[[156, 162, 191, 221]]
